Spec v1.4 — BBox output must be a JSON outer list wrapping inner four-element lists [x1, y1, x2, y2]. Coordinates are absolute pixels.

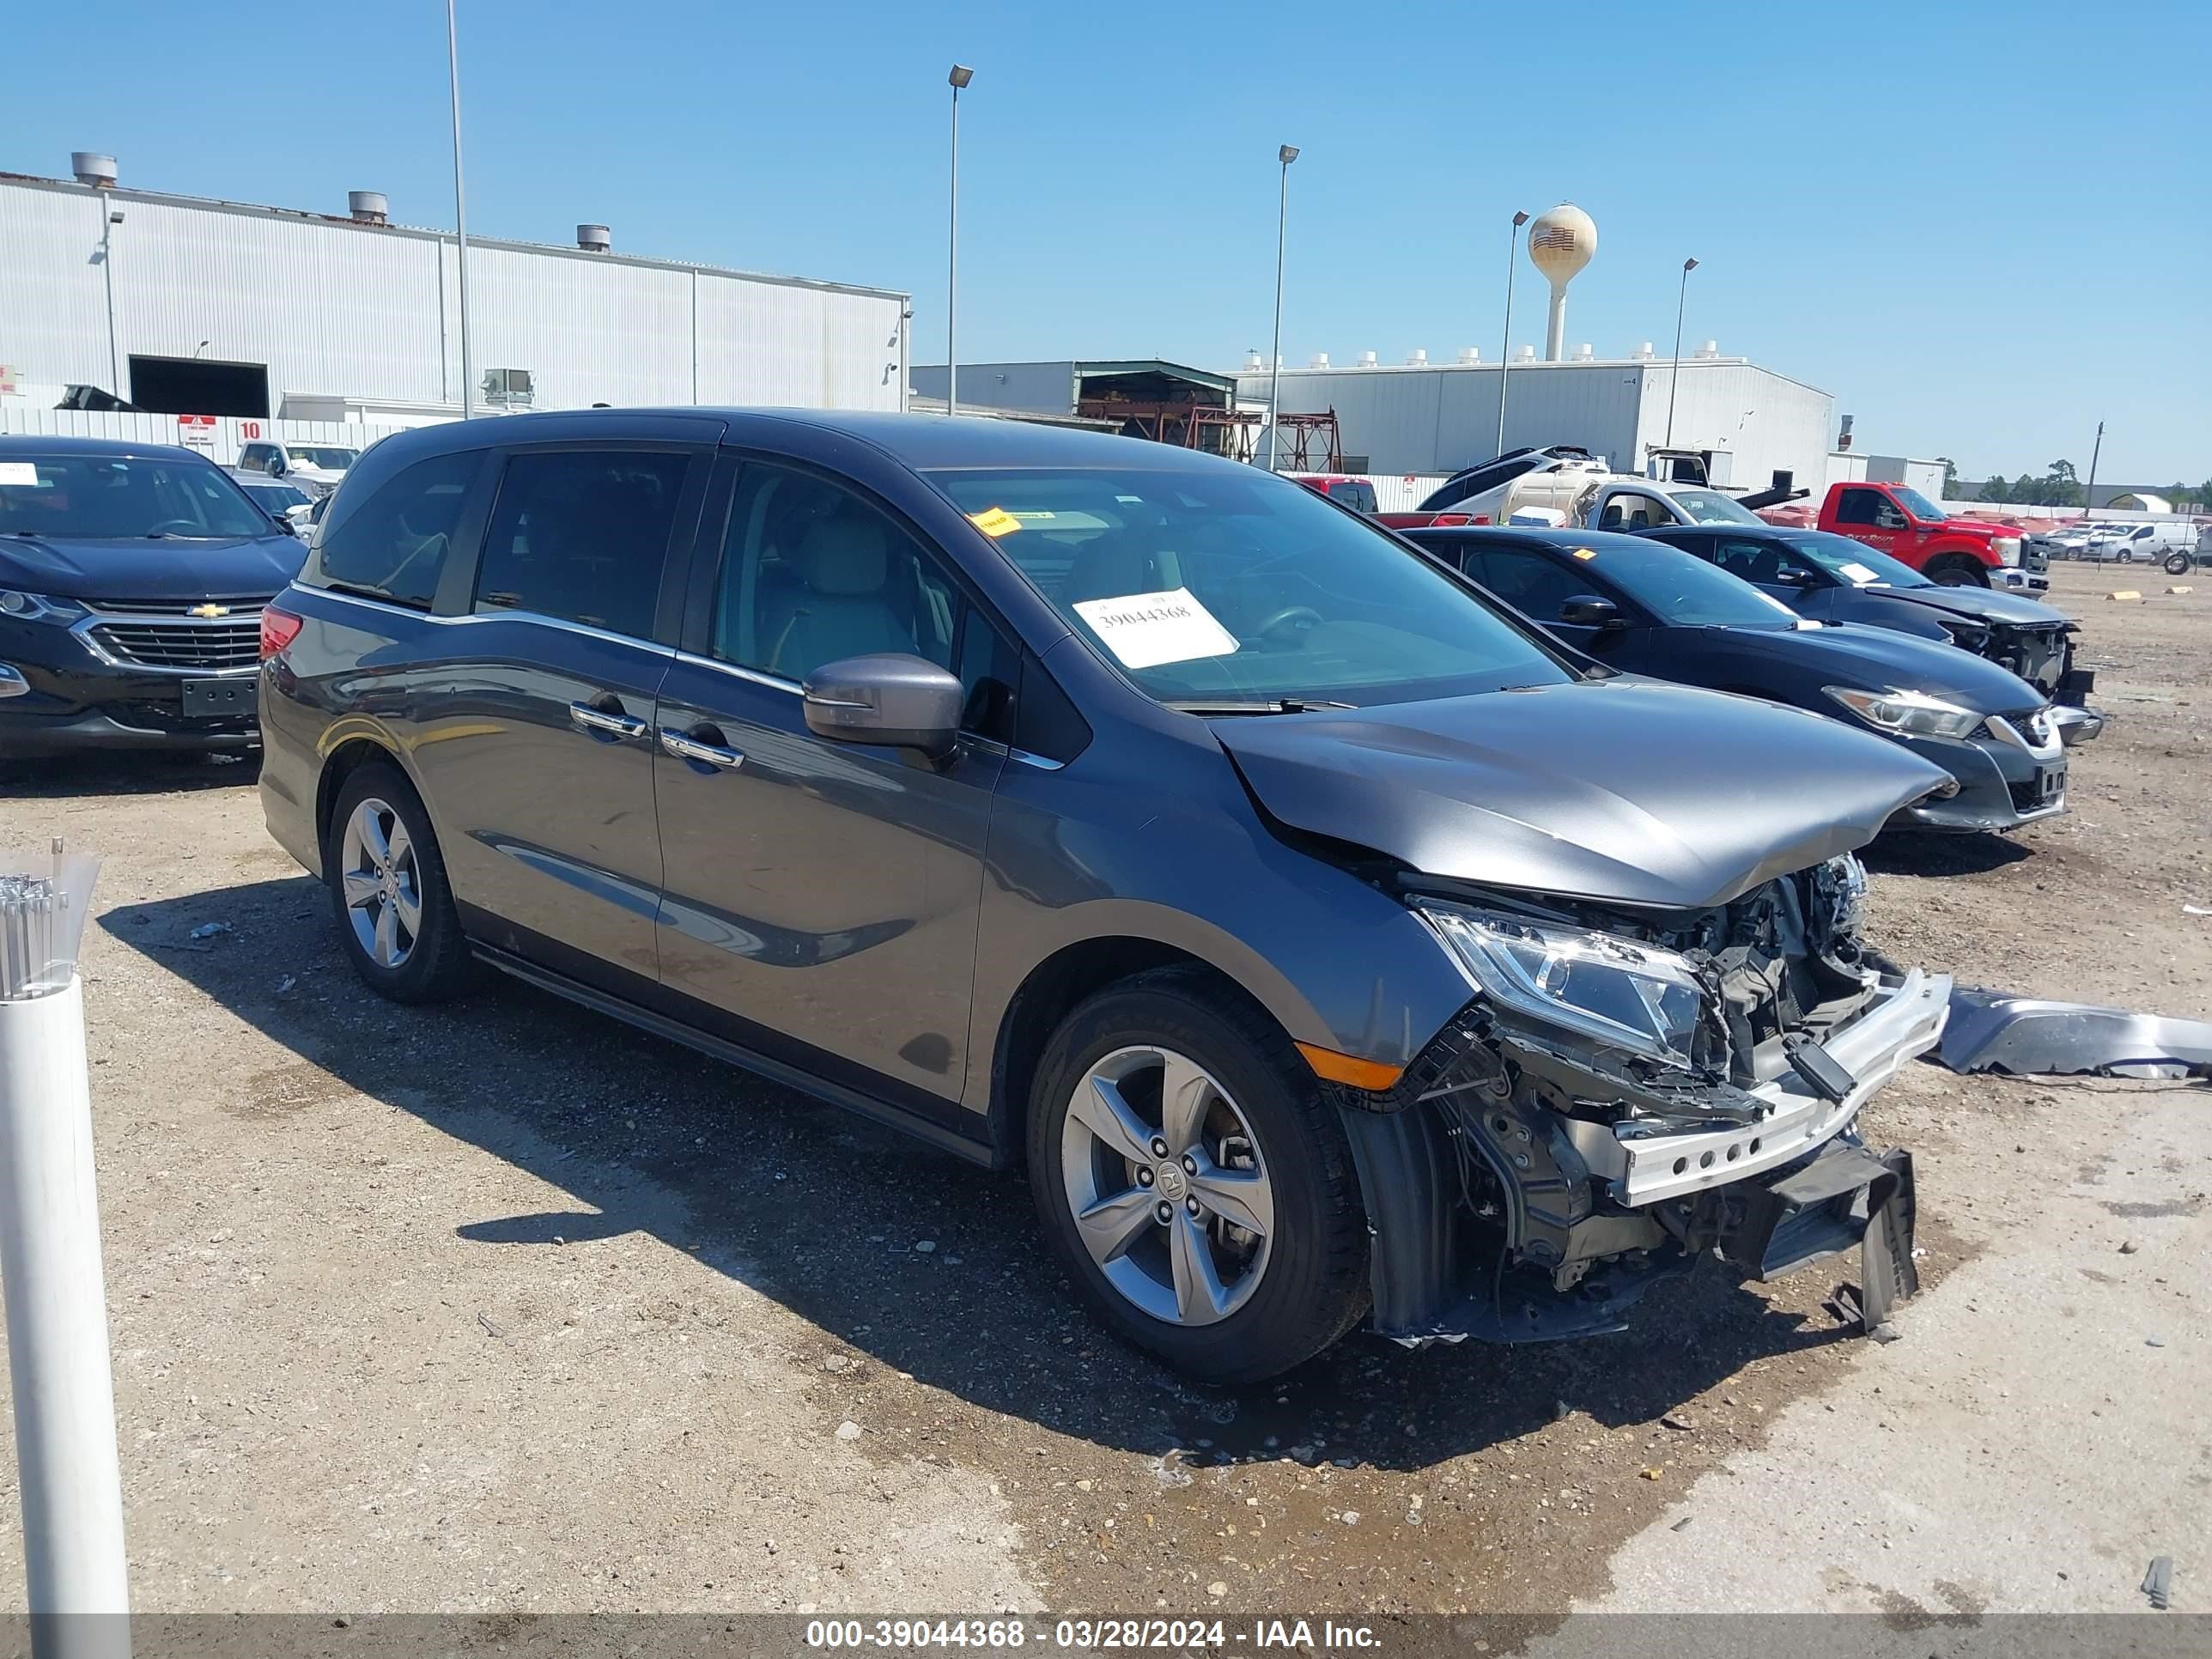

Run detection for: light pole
[[1663, 257, 1698, 449], [447, 0, 475, 418], [946, 64, 974, 418], [2082, 419, 2105, 518], [1264, 143, 1297, 470], [1495, 210, 1529, 459]]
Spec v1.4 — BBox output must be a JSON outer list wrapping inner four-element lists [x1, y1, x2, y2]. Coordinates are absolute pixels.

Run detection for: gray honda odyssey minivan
[[259, 409, 1954, 1382]]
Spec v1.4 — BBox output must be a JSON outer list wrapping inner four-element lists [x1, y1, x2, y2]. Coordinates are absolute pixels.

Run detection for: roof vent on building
[[1514, 345, 1535, 362], [1457, 347, 1480, 364], [1633, 342, 1655, 360], [577, 223, 611, 252], [71, 152, 117, 189], [1244, 349, 1264, 371], [348, 191, 389, 226], [1694, 338, 1719, 359], [1310, 353, 1330, 368], [1358, 350, 1379, 367], [1406, 349, 1428, 365], [1573, 343, 1594, 361]]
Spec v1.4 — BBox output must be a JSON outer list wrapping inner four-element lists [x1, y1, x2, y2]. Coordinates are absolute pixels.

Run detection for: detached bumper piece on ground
[[1938, 988, 2212, 1081], [1333, 862, 1945, 1346]]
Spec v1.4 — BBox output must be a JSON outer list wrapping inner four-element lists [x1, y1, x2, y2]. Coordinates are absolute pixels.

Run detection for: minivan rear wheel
[[1026, 970, 1370, 1382], [325, 763, 480, 1003]]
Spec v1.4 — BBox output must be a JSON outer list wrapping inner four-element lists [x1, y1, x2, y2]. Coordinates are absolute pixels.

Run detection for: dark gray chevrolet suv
[[259, 410, 1956, 1382]]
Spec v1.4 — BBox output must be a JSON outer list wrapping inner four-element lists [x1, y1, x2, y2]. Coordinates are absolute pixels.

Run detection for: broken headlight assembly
[[1821, 684, 1982, 739], [1413, 901, 1709, 1069]]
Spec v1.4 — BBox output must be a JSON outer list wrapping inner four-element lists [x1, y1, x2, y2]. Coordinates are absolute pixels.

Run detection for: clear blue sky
[[6, 0, 2206, 482]]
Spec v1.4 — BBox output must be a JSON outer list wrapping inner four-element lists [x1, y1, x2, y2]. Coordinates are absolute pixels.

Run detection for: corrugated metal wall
[[0, 408, 410, 457], [1237, 364, 1647, 476], [0, 176, 907, 416], [907, 362, 1080, 414], [1632, 363, 1832, 492]]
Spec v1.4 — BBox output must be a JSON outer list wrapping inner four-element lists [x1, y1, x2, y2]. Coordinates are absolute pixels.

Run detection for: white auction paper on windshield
[[1839, 562, 1880, 584], [0, 463, 41, 486], [1073, 587, 1241, 671]]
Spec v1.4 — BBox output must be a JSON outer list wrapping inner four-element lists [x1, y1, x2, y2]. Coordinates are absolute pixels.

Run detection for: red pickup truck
[[1814, 482, 2039, 589]]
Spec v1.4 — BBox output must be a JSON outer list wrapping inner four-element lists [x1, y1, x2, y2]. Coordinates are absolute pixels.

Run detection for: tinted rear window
[[472, 449, 690, 638], [307, 450, 481, 609]]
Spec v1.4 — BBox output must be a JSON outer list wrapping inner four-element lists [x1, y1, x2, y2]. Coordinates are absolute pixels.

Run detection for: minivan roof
[[385, 407, 1255, 473]]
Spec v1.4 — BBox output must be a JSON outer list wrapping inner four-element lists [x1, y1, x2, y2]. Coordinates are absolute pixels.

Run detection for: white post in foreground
[[0, 847, 131, 1659]]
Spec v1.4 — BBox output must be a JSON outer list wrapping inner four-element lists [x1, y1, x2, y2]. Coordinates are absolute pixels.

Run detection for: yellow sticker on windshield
[[969, 507, 1023, 538], [1572, 546, 1599, 560]]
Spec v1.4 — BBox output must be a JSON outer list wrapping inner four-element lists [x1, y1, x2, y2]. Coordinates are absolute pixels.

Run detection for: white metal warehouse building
[[0, 157, 909, 427], [1235, 352, 1836, 495]]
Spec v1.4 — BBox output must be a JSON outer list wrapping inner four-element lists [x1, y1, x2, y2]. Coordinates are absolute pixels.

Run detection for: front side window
[[311, 449, 481, 609], [1891, 486, 1948, 522], [0, 452, 269, 539], [1711, 537, 1820, 586], [474, 449, 690, 638], [924, 465, 1571, 708], [1782, 532, 1929, 587], [1470, 548, 1604, 620], [1834, 488, 1887, 527], [712, 462, 1015, 738], [1662, 488, 1765, 526]]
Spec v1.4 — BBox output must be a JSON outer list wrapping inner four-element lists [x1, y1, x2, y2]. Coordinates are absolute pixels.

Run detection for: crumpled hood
[[1213, 678, 1953, 911], [0, 533, 303, 604], [1720, 621, 2045, 712], [1863, 582, 2069, 629]]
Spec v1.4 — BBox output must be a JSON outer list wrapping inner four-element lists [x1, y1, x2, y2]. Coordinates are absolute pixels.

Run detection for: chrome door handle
[[568, 702, 647, 739], [659, 728, 744, 769]]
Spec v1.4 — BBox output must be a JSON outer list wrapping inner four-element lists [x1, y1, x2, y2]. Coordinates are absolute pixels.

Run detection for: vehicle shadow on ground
[[0, 751, 260, 799], [1862, 830, 2033, 878], [104, 875, 1869, 1474]]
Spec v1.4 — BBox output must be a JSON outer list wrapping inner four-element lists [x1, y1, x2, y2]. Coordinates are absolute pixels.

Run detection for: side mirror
[[803, 653, 963, 758], [1557, 595, 1622, 629], [266, 455, 287, 477]]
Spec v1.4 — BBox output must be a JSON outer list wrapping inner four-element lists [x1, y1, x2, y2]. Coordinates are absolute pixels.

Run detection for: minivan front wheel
[[325, 763, 479, 1003], [1027, 971, 1370, 1382]]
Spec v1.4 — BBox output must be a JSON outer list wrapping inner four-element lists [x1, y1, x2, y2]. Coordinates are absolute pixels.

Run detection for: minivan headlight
[[1413, 902, 1709, 1067], [0, 591, 86, 625], [1823, 684, 1982, 738]]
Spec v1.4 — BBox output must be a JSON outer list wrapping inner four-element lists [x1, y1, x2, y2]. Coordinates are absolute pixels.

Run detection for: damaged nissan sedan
[[262, 411, 1954, 1386]]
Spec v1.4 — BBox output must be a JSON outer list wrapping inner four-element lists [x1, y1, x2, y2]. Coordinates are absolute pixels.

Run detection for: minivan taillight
[[259, 605, 303, 660]]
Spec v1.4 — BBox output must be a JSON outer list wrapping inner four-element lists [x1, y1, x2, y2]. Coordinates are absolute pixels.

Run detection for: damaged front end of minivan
[[1332, 854, 1946, 1344]]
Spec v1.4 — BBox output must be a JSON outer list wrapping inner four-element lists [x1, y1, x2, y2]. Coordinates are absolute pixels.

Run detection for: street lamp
[[1663, 257, 1698, 449], [447, 0, 475, 418], [1495, 210, 1529, 459], [1263, 143, 1297, 471], [946, 64, 975, 418]]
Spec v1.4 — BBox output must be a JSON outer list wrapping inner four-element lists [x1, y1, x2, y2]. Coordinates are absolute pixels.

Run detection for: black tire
[[324, 762, 482, 1003], [2164, 550, 2190, 576], [1925, 554, 1989, 587], [1025, 969, 1370, 1383], [2117, 548, 2134, 564]]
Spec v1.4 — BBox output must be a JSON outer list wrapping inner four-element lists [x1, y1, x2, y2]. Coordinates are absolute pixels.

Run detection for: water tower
[[1527, 204, 1596, 362]]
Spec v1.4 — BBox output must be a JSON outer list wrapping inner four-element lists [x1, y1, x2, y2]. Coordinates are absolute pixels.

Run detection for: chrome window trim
[[670, 648, 800, 695]]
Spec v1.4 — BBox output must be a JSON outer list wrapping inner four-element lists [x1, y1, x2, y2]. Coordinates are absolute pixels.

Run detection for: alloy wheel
[[338, 796, 422, 969], [1059, 1045, 1276, 1327]]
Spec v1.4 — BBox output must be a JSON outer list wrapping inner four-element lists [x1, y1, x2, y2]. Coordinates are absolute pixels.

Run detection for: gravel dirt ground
[[0, 563, 2203, 1620]]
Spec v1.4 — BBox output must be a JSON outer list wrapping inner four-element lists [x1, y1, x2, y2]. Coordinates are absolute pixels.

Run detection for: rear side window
[[307, 450, 479, 608], [474, 449, 690, 639], [1331, 481, 1379, 514]]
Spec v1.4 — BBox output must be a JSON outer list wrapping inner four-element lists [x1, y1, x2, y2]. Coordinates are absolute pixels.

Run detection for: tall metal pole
[[1663, 257, 1698, 449], [2082, 419, 2105, 518], [1496, 210, 1528, 459], [947, 65, 973, 418], [1265, 144, 1297, 471], [98, 210, 122, 399], [447, 0, 475, 419]]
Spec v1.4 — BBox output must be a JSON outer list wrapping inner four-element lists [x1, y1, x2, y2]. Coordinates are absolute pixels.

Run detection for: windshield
[[1892, 486, 1948, 521], [1664, 489, 1765, 526], [287, 447, 360, 470], [1552, 535, 1802, 627], [242, 482, 312, 510], [0, 453, 270, 539], [924, 465, 1572, 707], [1782, 531, 1932, 587]]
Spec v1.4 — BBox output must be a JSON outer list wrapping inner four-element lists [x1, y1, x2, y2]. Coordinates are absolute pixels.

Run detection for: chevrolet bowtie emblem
[[189, 604, 230, 618]]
